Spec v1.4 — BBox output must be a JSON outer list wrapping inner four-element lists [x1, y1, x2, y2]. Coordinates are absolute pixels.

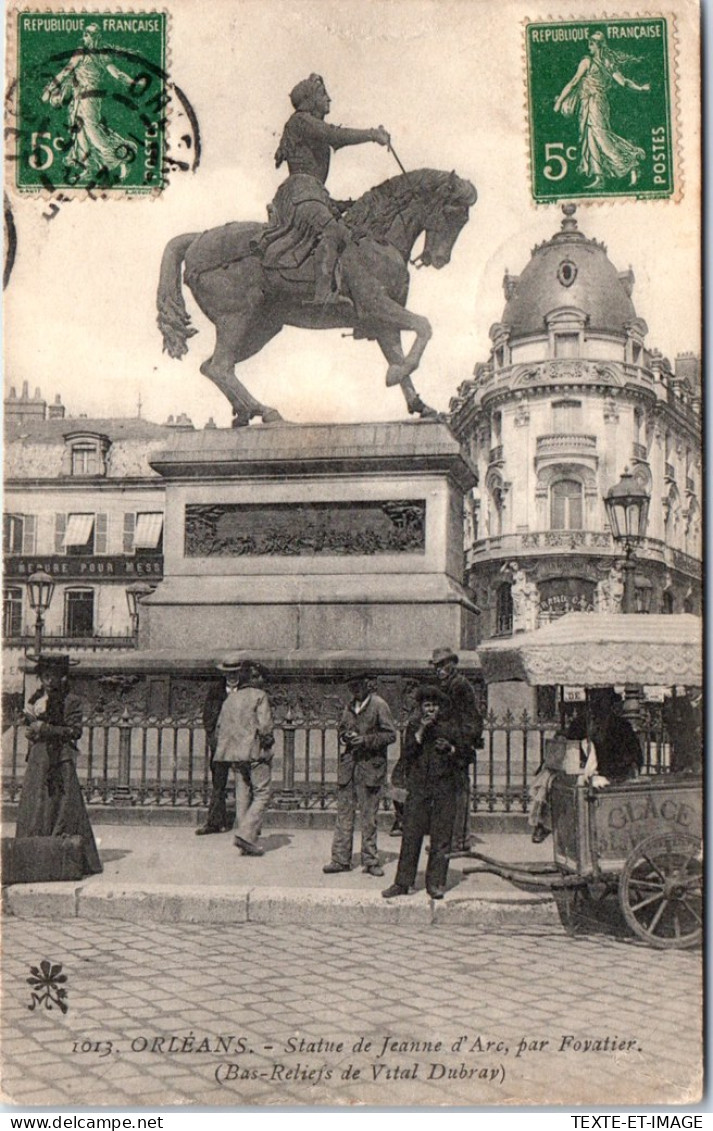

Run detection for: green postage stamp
[[526, 17, 675, 202], [12, 11, 168, 193]]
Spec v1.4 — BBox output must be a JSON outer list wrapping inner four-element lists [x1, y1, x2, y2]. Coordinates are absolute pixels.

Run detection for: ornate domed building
[[450, 205, 702, 649]]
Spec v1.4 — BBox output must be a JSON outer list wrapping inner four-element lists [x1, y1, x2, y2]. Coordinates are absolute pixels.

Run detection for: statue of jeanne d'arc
[[258, 73, 390, 305]]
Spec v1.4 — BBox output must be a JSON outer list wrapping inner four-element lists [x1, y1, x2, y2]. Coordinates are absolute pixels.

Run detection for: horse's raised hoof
[[408, 396, 440, 420], [260, 407, 284, 424]]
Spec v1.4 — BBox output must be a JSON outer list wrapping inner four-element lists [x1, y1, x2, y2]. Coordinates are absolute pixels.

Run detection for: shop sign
[[538, 577, 595, 617], [4, 555, 163, 579]]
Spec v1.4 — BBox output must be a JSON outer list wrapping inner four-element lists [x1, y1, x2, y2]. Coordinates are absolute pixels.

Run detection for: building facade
[[450, 206, 702, 644], [2, 384, 205, 693]]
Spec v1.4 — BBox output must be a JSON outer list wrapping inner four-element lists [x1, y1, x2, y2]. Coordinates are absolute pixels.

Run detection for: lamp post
[[125, 582, 153, 640], [26, 570, 55, 655], [604, 469, 650, 614]]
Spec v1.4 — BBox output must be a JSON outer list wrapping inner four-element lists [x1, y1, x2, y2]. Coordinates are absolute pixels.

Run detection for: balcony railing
[[632, 442, 648, 462], [536, 434, 597, 457], [488, 444, 503, 464], [665, 462, 676, 481], [469, 532, 702, 578], [2, 712, 671, 815]]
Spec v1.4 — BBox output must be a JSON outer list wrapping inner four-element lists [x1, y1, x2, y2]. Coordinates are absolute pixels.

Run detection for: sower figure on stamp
[[323, 673, 397, 877], [382, 684, 463, 901], [429, 647, 483, 854], [195, 662, 236, 836], [554, 32, 649, 190], [258, 73, 390, 305], [213, 659, 275, 856], [41, 23, 138, 183]]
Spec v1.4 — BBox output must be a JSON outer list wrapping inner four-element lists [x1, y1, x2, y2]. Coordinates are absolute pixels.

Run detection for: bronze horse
[[157, 169, 476, 425]]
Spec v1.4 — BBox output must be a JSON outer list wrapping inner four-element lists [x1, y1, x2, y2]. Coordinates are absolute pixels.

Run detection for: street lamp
[[125, 581, 153, 639], [26, 569, 55, 655], [604, 469, 650, 614]]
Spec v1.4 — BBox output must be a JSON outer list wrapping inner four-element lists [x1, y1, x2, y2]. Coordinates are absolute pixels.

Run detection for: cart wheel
[[619, 833, 702, 949]]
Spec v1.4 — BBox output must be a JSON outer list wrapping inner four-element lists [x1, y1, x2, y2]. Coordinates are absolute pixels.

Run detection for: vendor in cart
[[585, 688, 643, 784]]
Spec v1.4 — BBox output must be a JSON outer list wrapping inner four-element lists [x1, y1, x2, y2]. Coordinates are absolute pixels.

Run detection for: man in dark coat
[[430, 646, 483, 852], [382, 684, 464, 900], [662, 689, 702, 774], [323, 673, 397, 877], [589, 689, 643, 782]]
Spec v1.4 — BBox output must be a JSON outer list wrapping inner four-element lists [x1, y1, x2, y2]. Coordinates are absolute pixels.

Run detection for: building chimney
[[48, 393, 66, 420]]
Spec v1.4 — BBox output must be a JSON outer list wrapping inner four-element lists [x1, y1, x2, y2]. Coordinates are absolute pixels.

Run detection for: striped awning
[[133, 513, 164, 549], [63, 513, 94, 547]]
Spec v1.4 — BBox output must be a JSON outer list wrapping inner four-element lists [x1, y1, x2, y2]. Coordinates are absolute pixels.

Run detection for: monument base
[[142, 419, 479, 666]]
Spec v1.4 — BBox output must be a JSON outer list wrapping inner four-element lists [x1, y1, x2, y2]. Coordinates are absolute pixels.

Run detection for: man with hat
[[196, 655, 243, 836], [212, 657, 275, 856], [15, 653, 102, 876], [323, 672, 397, 877], [258, 74, 390, 305], [429, 646, 483, 854], [382, 683, 463, 900]]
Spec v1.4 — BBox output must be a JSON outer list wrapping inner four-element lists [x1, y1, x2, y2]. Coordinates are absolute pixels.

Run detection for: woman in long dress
[[554, 31, 650, 188], [16, 654, 102, 876]]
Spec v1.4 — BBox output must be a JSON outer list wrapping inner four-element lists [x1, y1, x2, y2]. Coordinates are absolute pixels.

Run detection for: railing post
[[113, 707, 135, 806], [274, 711, 299, 809]]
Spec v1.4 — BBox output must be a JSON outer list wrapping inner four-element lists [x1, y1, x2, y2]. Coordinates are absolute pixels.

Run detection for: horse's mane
[[344, 168, 453, 240]]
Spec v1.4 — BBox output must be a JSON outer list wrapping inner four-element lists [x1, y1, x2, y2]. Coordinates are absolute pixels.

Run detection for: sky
[[4, 0, 702, 429]]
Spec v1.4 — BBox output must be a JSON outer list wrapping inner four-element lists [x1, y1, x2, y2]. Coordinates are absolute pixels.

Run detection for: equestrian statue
[[157, 74, 477, 425]]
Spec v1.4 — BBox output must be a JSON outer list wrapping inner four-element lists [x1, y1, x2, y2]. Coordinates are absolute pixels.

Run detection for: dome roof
[[501, 206, 638, 340]]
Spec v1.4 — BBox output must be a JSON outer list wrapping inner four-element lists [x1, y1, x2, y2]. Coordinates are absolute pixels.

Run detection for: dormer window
[[62, 431, 110, 477]]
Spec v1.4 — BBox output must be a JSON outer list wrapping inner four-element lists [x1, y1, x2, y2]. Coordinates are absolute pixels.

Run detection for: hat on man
[[413, 683, 450, 708], [429, 646, 459, 667], [347, 670, 371, 685], [215, 654, 268, 679], [23, 653, 79, 674], [215, 652, 244, 673]]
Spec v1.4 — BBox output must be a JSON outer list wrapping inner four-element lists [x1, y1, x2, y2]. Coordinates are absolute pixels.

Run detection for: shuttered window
[[55, 514, 67, 553], [95, 513, 108, 554], [123, 512, 136, 553], [22, 515, 37, 554]]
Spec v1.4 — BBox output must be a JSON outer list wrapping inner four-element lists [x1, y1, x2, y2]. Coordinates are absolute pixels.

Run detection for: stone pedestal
[[141, 420, 479, 666]]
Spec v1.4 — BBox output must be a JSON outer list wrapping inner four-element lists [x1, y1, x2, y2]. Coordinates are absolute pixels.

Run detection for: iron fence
[[1, 711, 671, 814]]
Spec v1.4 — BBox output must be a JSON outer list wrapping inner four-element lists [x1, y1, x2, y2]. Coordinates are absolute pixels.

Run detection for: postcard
[[2, 0, 703, 1110]]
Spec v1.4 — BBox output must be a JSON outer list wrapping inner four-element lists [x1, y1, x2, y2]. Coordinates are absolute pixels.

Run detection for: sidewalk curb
[[2, 880, 560, 927]]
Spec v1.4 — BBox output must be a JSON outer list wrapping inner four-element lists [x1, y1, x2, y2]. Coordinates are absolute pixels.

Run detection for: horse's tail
[[156, 232, 200, 359]]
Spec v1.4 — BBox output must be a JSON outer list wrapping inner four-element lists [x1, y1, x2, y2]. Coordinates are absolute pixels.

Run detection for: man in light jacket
[[213, 658, 275, 856]]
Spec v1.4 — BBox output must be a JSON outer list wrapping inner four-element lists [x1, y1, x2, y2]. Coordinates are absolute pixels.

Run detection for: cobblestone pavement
[[1, 916, 702, 1109]]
